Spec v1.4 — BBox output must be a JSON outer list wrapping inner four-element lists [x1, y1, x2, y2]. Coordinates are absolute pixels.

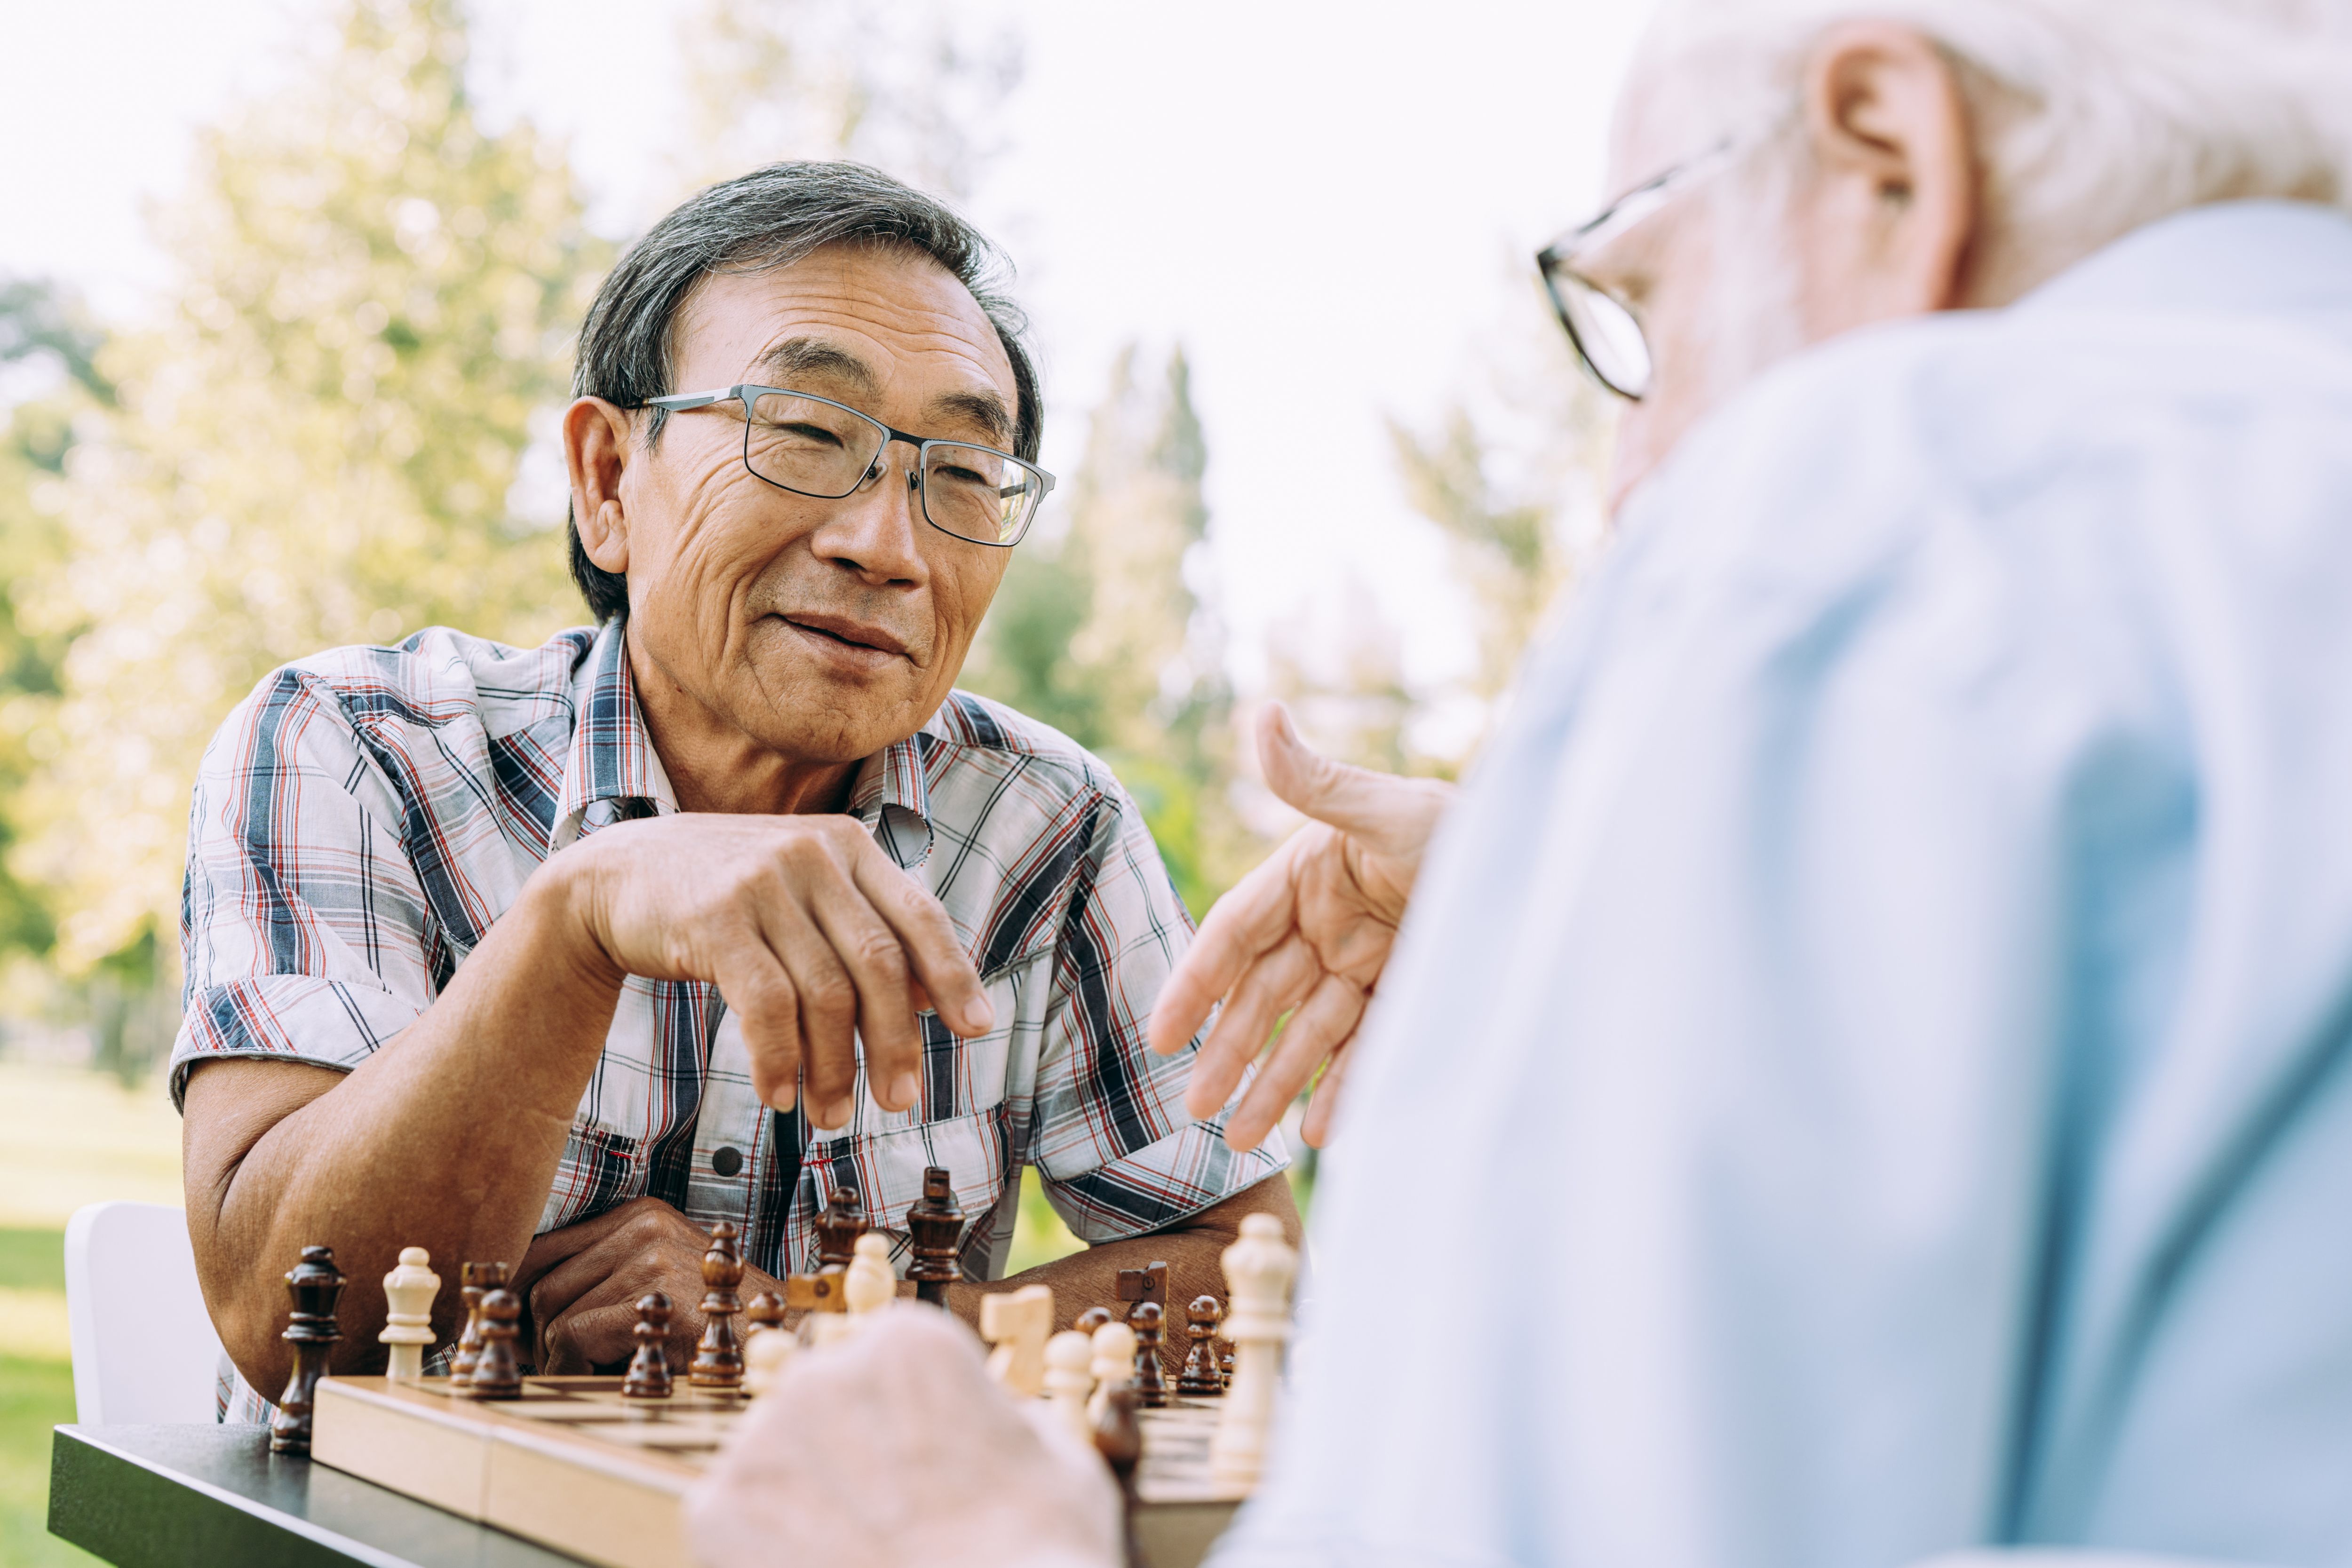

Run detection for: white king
[[1210, 1212, 1297, 1487], [379, 1246, 440, 1382]]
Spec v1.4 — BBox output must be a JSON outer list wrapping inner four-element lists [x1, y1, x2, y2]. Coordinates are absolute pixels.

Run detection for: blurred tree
[[17, 0, 606, 980], [962, 346, 1253, 918], [676, 0, 1022, 199]]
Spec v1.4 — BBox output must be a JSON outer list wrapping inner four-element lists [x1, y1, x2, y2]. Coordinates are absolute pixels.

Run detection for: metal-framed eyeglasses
[[642, 384, 1056, 547], [1534, 139, 1737, 402]]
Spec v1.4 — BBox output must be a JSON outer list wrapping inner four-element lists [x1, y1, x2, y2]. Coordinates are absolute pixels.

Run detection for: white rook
[[1210, 1212, 1296, 1488], [379, 1247, 440, 1382]]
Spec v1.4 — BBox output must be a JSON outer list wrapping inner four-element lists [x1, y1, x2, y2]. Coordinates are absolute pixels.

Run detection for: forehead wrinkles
[[676, 258, 1014, 398]]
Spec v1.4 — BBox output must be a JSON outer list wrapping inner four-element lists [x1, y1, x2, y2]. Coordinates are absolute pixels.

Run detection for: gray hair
[[566, 161, 1043, 623]]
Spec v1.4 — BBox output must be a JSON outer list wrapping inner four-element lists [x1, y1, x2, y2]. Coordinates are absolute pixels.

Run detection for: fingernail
[[823, 1096, 854, 1130], [965, 995, 996, 1034], [888, 1071, 919, 1112], [769, 1084, 797, 1113]]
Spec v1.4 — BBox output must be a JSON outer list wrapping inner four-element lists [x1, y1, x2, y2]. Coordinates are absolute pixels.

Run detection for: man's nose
[[807, 450, 929, 586]]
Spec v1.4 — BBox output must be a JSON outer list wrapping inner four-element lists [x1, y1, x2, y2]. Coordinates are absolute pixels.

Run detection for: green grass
[[0, 1354, 98, 1566], [0, 1230, 67, 1294]]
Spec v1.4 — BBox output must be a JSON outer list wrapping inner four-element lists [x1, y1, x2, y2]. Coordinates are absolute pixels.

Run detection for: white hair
[[1631, 0, 2352, 300]]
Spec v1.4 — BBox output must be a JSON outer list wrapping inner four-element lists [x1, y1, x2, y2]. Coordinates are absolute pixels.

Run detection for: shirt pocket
[[809, 1101, 1014, 1280]]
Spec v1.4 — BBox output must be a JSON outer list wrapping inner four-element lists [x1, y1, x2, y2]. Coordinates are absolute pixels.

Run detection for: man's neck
[[626, 628, 862, 818]]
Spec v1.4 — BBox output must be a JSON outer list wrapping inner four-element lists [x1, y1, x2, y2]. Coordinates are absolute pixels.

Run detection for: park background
[[0, 0, 1653, 1557]]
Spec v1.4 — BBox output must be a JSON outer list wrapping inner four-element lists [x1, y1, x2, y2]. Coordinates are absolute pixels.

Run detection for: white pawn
[[845, 1231, 897, 1318], [1042, 1330, 1096, 1442], [1210, 1212, 1297, 1488], [379, 1247, 440, 1382], [1085, 1320, 1136, 1425], [744, 1325, 798, 1397]]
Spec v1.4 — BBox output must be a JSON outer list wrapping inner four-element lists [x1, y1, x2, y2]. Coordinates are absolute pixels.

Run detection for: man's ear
[[1798, 21, 1978, 325], [564, 396, 636, 575]]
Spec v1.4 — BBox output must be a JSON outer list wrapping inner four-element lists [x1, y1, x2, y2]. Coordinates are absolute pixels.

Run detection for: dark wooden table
[[48, 1425, 584, 1568], [49, 1423, 1238, 1568]]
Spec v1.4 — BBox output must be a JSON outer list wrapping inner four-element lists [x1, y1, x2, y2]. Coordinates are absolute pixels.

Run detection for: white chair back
[[64, 1201, 224, 1425]]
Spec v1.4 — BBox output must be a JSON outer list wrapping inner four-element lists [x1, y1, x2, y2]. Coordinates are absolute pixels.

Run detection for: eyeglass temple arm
[[642, 388, 738, 412]]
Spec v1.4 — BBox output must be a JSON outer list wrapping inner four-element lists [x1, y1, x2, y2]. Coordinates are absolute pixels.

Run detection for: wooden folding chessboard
[[311, 1375, 1245, 1568]]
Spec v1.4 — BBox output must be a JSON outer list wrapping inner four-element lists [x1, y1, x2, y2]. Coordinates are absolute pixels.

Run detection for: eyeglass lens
[[742, 390, 1038, 545], [1556, 274, 1653, 400]]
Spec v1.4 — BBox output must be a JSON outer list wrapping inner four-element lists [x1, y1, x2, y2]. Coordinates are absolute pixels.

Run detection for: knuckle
[[847, 928, 907, 975]]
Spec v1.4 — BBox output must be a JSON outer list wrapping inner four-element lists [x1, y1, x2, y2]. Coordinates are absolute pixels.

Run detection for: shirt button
[[711, 1146, 743, 1177]]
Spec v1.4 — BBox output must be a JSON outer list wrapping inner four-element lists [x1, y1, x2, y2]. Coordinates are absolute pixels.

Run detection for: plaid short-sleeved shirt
[[178, 619, 1285, 1418]]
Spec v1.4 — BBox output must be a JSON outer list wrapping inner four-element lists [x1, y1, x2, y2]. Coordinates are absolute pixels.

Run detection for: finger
[[801, 858, 926, 1118], [760, 895, 865, 1130], [1257, 702, 1453, 859], [1300, 1036, 1357, 1148], [513, 1196, 675, 1297], [1181, 934, 1321, 1122], [543, 1300, 670, 1373], [1147, 842, 1303, 1057], [710, 936, 807, 1113], [523, 1200, 696, 1327], [847, 842, 993, 1039], [1224, 972, 1367, 1153]]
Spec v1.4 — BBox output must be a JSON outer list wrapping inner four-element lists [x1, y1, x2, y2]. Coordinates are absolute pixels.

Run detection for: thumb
[[1256, 702, 1449, 858]]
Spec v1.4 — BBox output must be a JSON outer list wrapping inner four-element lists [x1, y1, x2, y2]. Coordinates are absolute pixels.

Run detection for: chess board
[[311, 1374, 1245, 1568]]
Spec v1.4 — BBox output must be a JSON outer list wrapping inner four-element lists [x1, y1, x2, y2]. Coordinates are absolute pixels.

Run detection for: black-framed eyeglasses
[[642, 384, 1056, 547], [1535, 139, 1736, 402]]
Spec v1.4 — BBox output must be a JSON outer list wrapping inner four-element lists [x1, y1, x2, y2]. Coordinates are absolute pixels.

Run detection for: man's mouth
[[776, 612, 912, 663]]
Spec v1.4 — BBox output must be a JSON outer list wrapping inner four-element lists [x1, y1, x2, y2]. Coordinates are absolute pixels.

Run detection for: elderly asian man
[[688, 2, 2352, 1566], [175, 164, 1295, 1417]]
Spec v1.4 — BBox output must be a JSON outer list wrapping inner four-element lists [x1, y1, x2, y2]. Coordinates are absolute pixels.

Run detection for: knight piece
[[904, 1166, 966, 1307], [379, 1247, 439, 1382], [689, 1220, 746, 1390], [814, 1186, 866, 1273], [466, 1288, 524, 1399], [452, 1260, 507, 1386], [269, 1245, 347, 1454], [623, 1292, 673, 1401], [1128, 1300, 1170, 1408], [1114, 1260, 1169, 1324], [980, 1283, 1055, 1396], [1177, 1294, 1226, 1397]]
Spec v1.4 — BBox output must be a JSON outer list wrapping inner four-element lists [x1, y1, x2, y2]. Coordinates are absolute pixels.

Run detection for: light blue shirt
[[1220, 202, 2352, 1568]]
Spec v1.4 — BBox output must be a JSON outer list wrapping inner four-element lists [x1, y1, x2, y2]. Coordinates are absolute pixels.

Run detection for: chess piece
[[452, 1260, 507, 1386], [904, 1166, 966, 1307], [465, 1288, 524, 1399], [1042, 1329, 1096, 1441], [744, 1322, 798, 1397], [1085, 1319, 1136, 1425], [815, 1186, 866, 1272], [1210, 1212, 1297, 1487], [743, 1291, 786, 1341], [1128, 1300, 1170, 1408], [1073, 1306, 1113, 1336], [1115, 1260, 1169, 1324], [379, 1247, 439, 1382], [1177, 1295, 1225, 1397], [979, 1283, 1055, 1396], [844, 1231, 897, 1317], [269, 1245, 346, 1453], [622, 1293, 673, 1401], [785, 1272, 847, 1316], [1092, 1384, 1145, 1568], [1220, 1340, 1234, 1391], [689, 1221, 746, 1390]]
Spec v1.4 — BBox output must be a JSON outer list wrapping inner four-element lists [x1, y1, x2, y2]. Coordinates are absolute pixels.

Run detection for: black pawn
[[1128, 1300, 1169, 1408], [269, 1245, 346, 1454], [1177, 1295, 1225, 1397], [623, 1292, 673, 1401], [464, 1288, 524, 1399]]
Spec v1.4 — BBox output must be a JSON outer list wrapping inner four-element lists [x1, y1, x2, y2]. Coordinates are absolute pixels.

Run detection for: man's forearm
[[945, 1175, 1302, 1374], [183, 862, 628, 1391]]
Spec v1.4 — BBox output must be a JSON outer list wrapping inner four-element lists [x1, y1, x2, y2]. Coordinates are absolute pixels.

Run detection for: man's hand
[[515, 1197, 783, 1373], [565, 813, 995, 1129], [686, 1306, 1120, 1568], [1150, 704, 1454, 1151]]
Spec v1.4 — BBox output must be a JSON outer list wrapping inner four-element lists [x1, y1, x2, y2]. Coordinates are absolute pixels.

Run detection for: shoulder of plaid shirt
[[173, 613, 1287, 1420]]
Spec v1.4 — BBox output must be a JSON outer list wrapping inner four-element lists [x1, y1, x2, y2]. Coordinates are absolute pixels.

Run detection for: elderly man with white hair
[[687, 2, 2352, 1565]]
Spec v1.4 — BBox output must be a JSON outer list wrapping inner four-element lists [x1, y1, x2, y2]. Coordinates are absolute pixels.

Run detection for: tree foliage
[[17, 0, 605, 974]]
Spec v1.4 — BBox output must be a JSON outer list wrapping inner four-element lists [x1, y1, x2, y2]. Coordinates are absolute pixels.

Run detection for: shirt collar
[[549, 617, 938, 865], [2019, 199, 2352, 321], [550, 619, 678, 852]]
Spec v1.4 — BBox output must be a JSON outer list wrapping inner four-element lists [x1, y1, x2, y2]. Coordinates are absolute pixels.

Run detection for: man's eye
[[767, 420, 845, 448]]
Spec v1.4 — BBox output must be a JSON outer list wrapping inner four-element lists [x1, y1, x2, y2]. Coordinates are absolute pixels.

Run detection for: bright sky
[[0, 0, 1657, 698]]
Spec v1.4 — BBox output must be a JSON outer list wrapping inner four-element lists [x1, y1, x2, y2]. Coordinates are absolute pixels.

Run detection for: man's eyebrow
[[927, 389, 1015, 448], [752, 338, 879, 394]]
